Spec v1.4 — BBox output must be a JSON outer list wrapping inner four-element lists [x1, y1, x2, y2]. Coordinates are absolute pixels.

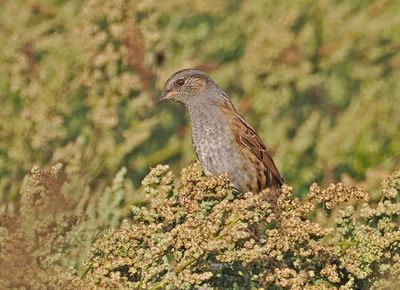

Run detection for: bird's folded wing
[[220, 100, 284, 186], [238, 122, 284, 186]]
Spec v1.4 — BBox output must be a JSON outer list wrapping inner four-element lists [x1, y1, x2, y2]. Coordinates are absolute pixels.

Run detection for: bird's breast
[[189, 109, 253, 191]]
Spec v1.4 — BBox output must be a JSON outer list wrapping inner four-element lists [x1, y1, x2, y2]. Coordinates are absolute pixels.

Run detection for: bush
[[0, 163, 127, 288], [2, 163, 398, 289], [79, 164, 400, 289], [1, 0, 400, 211]]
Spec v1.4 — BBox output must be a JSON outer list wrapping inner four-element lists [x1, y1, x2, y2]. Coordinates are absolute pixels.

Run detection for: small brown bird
[[160, 69, 283, 193]]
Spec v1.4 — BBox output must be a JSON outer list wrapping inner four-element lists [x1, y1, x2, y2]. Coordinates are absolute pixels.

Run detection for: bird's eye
[[175, 78, 185, 87]]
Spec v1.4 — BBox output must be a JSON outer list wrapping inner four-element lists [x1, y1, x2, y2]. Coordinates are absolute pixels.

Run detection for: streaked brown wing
[[221, 100, 284, 188], [238, 117, 284, 186]]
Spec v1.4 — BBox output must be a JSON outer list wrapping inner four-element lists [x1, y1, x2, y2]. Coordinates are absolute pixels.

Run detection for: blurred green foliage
[[1, 0, 400, 210], [0, 0, 400, 288]]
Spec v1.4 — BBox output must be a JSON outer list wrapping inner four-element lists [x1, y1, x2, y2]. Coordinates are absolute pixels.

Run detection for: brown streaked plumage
[[159, 68, 283, 193], [219, 100, 283, 190]]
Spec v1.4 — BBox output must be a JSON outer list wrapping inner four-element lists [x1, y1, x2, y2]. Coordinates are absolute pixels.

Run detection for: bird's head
[[159, 69, 226, 106]]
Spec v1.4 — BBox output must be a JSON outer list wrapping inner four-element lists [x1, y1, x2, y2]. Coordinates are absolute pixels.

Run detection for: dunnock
[[160, 69, 283, 193]]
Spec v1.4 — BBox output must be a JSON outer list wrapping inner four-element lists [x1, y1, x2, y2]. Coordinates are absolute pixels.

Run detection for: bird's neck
[[186, 102, 225, 140], [187, 101, 220, 124]]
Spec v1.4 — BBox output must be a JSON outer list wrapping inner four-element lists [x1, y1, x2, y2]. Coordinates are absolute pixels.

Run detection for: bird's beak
[[158, 89, 176, 103]]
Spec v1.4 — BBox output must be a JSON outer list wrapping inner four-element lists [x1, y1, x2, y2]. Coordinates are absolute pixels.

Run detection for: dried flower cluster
[[2, 0, 400, 212], [73, 163, 400, 289], [0, 164, 127, 289], [1, 163, 399, 289]]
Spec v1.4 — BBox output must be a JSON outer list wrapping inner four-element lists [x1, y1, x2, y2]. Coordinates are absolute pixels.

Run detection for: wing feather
[[220, 100, 284, 188]]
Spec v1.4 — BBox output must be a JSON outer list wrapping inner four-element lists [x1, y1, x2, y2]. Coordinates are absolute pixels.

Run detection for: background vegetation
[[0, 0, 399, 288]]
